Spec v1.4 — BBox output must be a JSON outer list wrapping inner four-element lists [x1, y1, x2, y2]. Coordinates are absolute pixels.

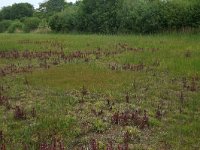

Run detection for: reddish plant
[[0, 144, 6, 150], [124, 143, 129, 150], [40, 143, 49, 150], [118, 144, 123, 150], [39, 137, 65, 150], [90, 139, 98, 150], [111, 112, 119, 124], [112, 110, 149, 129], [0, 131, 3, 142], [0, 93, 9, 109], [106, 141, 113, 150], [14, 106, 26, 120], [139, 110, 149, 129], [123, 131, 130, 143]]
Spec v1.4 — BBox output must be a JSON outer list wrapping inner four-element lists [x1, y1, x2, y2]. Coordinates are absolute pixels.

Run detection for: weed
[[90, 139, 98, 150], [0, 144, 6, 150], [0, 33, 199, 149], [0, 131, 3, 142], [14, 106, 26, 120]]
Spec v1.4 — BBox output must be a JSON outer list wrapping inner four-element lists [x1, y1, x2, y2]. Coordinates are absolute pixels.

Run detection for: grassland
[[0, 33, 200, 150]]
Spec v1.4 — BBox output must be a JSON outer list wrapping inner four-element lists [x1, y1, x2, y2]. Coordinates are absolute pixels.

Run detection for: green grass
[[0, 33, 199, 149], [28, 63, 136, 92]]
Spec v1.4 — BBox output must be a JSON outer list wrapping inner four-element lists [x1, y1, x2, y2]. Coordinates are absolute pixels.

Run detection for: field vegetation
[[0, 0, 199, 149], [0, 33, 199, 149], [0, 0, 199, 34]]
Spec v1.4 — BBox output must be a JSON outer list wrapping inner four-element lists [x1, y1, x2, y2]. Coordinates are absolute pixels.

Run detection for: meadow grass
[[0, 33, 199, 149]]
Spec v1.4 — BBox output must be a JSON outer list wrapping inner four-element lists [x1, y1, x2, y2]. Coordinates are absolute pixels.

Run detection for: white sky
[[0, 0, 77, 9]]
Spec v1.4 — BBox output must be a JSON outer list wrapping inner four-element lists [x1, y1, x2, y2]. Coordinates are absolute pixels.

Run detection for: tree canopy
[[38, 0, 66, 15], [0, 3, 34, 20], [0, 0, 199, 34]]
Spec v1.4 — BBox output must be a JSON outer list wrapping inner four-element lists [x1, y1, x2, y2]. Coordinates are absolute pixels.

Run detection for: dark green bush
[[49, 7, 77, 33], [0, 3, 34, 20], [75, 0, 200, 34], [188, 1, 200, 28], [1, 0, 198, 34], [0, 20, 13, 33], [23, 17, 40, 32]]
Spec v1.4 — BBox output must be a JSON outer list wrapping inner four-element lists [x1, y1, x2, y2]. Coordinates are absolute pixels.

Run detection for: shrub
[[23, 17, 40, 32], [49, 7, 77, 33], [0, 20, 13, 33], [7, 21, 23, 33], [188, 1, 200, 28], [49, 13, 76, 33]]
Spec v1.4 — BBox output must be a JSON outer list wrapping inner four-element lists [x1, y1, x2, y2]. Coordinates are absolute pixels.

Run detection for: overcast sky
[[0, 0, 77, 9]]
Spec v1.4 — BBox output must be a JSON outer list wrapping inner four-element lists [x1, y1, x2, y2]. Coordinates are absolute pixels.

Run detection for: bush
[[0, 20, 13, 33], [7, 21, 23, 33], [23, 17, 40, 32], [188, 1, 200, 28], [49, 13, 75, 33], [1, 0, 199, 34], [0, 3, 34, 20], [49, 6, 78, 33], [74, 0, 200, 34]]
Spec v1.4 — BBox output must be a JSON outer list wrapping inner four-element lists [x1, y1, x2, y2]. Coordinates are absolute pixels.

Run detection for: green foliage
[[47, 0, 200, 34], [92, 119, 108, 133], [0, 6, 12, 20], [119, 0, 199, 33], [38, 0, 66, 16], [76, 0, 123, 33], [23, 17, 40, 33], [7, 21, 23, 33], [125, 126, 141, 138], [0, 0, 199, 34], [0, 3, 34, 20], [149, 117, 162, 127], [0, 12, 2, 21], [49, 7, 77, 33], [0, 20, 13, 33], [187, 1, 200, 28]]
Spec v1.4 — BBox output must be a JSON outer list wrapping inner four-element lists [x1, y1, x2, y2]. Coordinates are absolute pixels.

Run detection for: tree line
[[0, 0, 199, 34]]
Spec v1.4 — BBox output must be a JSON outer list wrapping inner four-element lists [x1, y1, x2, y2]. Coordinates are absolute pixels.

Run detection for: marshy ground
[[0, 33, 200, 150]]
